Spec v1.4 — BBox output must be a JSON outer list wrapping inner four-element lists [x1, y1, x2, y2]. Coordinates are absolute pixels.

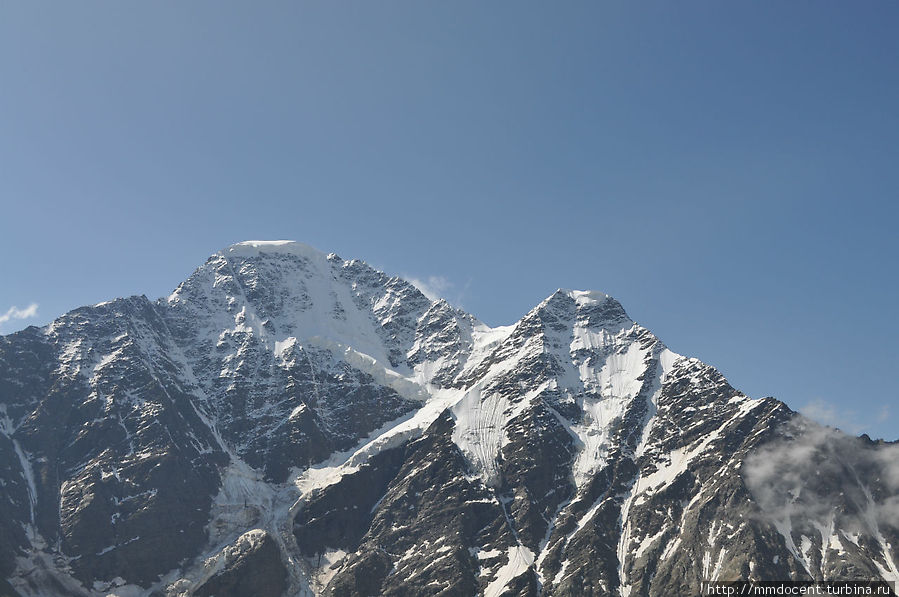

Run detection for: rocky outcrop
[[194, 530, 287, 597]]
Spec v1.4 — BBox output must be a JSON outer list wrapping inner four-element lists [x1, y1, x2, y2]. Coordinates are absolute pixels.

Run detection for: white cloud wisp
[[0, 303, 39, 326], [406, 276, 452, 302]]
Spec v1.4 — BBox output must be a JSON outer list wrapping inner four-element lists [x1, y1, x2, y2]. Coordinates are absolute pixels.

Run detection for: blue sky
[[1, 2, 897, 439]]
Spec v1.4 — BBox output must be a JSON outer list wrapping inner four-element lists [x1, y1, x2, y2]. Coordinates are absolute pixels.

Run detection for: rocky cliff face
[[1, 241, 896, 596]]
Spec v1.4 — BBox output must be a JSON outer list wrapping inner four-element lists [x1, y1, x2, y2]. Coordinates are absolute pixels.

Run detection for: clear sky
[[1, 2, 897, 439]]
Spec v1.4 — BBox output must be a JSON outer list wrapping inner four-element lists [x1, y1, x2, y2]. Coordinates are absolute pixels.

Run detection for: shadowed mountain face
[[1, 241, 896, 597]]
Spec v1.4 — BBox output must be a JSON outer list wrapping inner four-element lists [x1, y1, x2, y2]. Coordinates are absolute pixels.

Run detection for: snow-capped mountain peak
[[0, 241, 895, 597]]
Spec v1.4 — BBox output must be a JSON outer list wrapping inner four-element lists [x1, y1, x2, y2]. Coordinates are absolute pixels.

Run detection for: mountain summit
[[1, 242, 896, 597]]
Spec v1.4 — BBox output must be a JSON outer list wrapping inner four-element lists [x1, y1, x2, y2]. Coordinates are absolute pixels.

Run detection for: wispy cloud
[[406, 276, 453, 302], [799, 398, 863, 434], [744, 418, 899, 538], [799, 398, 891, 435], [0, 303, 39, 326], [405, 275, 473, 310]]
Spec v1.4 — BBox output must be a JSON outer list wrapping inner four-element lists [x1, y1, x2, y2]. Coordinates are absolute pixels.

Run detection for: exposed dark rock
[[194, 531, 287, 597], [295, 443, 409, 556]]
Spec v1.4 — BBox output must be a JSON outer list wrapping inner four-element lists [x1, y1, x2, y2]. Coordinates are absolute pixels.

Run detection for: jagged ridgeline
[[1, 241, 896, 597]]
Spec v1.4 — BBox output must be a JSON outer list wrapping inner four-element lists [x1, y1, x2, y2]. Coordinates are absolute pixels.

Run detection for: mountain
[[1, 240, 897, 597]]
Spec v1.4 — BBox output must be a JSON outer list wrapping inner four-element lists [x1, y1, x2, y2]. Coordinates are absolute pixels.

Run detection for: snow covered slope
[[0, 241, 896, 597]]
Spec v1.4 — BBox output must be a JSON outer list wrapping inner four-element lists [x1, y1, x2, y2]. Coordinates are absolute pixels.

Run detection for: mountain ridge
[[1, 241, 896, 597]]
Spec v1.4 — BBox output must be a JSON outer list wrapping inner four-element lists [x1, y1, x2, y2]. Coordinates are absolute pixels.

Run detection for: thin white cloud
[[744, 418, 899, 536], [799, 398, 863, 434], [0, 303, 39, 325], [799, 397, 893, 437], [406, 276, 452, 301]]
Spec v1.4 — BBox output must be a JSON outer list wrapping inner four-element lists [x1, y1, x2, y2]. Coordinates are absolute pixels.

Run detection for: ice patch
[[225, 240, 325, 259], [567, 289, 611, 305], [571, 340, 650, 486], [451, 388, 508, 487], [311, 548, 347, 592], [484, 545, 534, 597]]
